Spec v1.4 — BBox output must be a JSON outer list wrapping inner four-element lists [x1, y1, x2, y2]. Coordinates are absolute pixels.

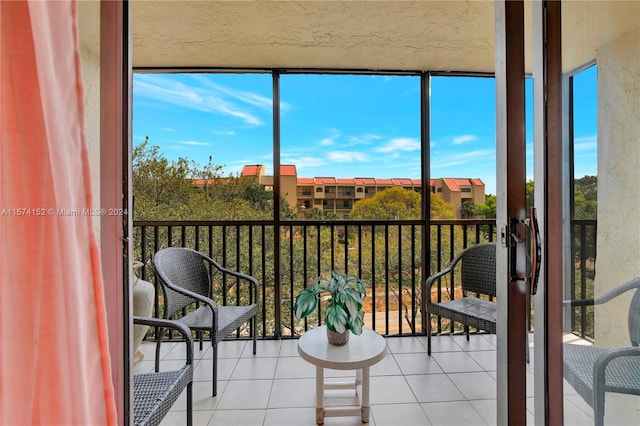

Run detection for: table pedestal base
[[315, 366, 370, 424]]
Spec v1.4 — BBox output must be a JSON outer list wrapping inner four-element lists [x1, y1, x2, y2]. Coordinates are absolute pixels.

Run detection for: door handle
[[529, 207, 542, 295]]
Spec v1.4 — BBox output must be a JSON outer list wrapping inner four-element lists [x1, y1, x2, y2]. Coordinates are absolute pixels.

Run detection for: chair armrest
[[201, 254, 261, 306], [159, 282, 219, 319], [134, 316, 194, 364], [593, 346, 640, 392], [563, 298, 595, 307], [424, 249, 468, 292], [565, 276, 640, 308], [425, 266, 455, 291]]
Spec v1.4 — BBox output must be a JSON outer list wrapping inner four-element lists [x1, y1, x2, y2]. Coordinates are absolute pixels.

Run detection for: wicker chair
[[153, 247, 260, 396], [133, 316, 193, 426], [563, 276, 640, 426], [424, 242, 497, 355]]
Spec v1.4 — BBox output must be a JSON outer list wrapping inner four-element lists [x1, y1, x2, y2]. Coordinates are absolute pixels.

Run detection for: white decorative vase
[[132, 261, 155, 364]]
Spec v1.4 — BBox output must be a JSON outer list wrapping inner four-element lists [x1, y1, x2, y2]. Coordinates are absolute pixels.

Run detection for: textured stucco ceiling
[[131, 1, 499, 72], [77, 1, 638, 74]]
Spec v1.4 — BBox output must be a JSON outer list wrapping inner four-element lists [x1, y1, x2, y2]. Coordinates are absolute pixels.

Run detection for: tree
[[133, 137, 200, 220], [574, 175, 597, 203], [574, 175, 597, 219], [133, 137, 280, 221], [430, 193, 456, 219], [460, 201, 475, 219], [474, 194, 496, 219], [526, 180, 535, 211], [350, 187, 421, 220], [304, 207, 325, 220], [190, 155, 224, 202]]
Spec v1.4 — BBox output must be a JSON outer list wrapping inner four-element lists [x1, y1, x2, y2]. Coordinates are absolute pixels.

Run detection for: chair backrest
[[460, 242, 497, 298], [154, 247, 212, 319]]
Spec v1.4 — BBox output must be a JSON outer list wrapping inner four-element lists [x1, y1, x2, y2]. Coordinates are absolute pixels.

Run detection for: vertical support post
[[421, 72, 431, 334], [495, 1, 527, 424], [533, 1, 564, 424], [100, 0, 132, 424], [272, 71, 282, 338]]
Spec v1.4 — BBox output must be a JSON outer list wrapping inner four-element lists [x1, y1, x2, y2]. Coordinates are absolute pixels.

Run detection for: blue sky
[[133, 67, 597, 195]]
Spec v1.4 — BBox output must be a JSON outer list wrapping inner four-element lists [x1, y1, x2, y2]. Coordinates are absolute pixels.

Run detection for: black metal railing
[[569, 219, 597, 340], [133, 218, 595, 340]]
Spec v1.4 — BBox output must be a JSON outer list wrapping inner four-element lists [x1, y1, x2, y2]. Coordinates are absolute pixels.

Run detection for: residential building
[[241, 164, 485, 218]]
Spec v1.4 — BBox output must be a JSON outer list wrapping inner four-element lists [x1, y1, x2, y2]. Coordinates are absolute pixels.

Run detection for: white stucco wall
[[78, 4, 101, 245], [79, 44, 101, 243], [594, 28, 640, 347]]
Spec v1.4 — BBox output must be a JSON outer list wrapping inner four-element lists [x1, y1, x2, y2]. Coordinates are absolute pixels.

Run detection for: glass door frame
[[532, 1, 565, 425]]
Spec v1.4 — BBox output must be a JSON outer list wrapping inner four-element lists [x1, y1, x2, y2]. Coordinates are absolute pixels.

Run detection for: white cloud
[[348, 133, 382, 145], [574, 135, 597, 151], [283, 156, 327, 169], [319, 138, 334, 146], [134, 74, 264, 126], [213, 130, 237, 136], [452, 134, 478, 145], [181, 141, 209, 146], [431, 149, 495, 169], [431, 161, 468, 169], [327, 151, 368, 162], [375, 137, 420, 153]]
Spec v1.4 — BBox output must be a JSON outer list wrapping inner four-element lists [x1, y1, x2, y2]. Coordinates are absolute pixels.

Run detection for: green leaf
[[326, 303, 348, 333], [293, 290, 318, 320], [350, 310, 364, 335], [343, 295, 361, 319]]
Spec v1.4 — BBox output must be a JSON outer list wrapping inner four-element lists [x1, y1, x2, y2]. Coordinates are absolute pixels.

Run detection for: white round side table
[[297, 326, 386, 424]]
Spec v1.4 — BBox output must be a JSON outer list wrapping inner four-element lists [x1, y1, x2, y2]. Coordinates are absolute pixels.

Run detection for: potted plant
[[293, 270, 367, 345]]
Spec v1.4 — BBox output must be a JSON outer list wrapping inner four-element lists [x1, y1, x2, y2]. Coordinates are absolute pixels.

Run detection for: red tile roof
[[241, 164, 297, 177], [443, 178, 460, 191], [241, 164, 263, 176], [440, 178, 485, 192], [237, 164, 482, 192], [281, 165, 297, 176], [354, 178, 376, 185]]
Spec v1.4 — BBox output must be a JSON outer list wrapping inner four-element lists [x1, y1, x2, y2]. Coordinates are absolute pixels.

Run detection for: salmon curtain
[[1, 1, 117, 424]]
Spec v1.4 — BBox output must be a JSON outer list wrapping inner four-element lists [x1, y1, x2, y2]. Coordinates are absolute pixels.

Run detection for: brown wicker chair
[[133, 316, 193, 426], [424, 242, 497, 355], [153, 247, 260, 396], [563, 276, 640, 426]]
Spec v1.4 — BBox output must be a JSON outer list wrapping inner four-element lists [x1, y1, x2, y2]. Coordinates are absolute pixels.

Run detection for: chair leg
[[594, 378, 605, 426], [212, 340, 218, 397], [198, 330, 203, 351], [427, 315, 432, 356], [155, 327, 164, 372], [252, 318, 257, 355], [464, 325, 470, 341], [186, 382, 193, 426]]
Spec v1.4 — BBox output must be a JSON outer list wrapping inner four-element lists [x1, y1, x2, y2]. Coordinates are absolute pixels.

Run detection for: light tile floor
[[133, 333, 639, 426]]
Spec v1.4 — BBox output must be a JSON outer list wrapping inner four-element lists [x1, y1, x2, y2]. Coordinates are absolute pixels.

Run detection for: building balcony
[[130, 218, 634, 425]]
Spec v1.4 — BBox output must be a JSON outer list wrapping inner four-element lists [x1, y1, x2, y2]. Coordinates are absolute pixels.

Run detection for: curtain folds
[[1, 1, 117, 424]]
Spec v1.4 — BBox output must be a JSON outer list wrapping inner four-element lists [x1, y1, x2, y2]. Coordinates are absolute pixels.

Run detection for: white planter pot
[[132, 261, 154, 364]]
